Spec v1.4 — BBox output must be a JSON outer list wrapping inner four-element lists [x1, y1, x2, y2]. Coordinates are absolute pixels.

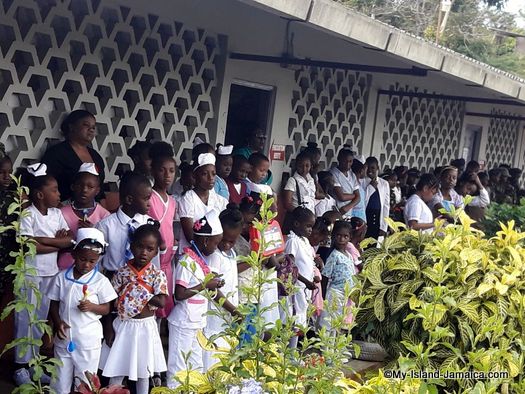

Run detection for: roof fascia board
[[387, 31, 444, 70], [237, 0, 313, 19], [484, 69, 521, 97], [519, 88, 525, 102], [307, 0, 391, 50], [441, 56, 486, 86]]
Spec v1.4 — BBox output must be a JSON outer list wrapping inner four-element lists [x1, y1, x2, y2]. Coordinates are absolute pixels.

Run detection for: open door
[[224, 80, 274, 154], [462, 124, 482, 162]]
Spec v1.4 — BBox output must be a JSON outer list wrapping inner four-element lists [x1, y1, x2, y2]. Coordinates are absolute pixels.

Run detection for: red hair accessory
[[247, 196, 253, 203], [256, 199, 263, 206]]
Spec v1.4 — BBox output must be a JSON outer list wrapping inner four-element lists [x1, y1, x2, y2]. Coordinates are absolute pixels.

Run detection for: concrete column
[[513, 121, 525, 169], [475, 117, 491, 165], [369, 93, 388, 159], [360, 84, 379, 157]]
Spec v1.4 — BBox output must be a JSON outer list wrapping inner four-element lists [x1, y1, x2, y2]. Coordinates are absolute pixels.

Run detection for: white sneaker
[[13, 368, 32, 386]]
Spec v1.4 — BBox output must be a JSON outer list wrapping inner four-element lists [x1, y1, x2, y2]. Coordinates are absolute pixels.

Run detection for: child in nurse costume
[[284, 207, 319, 346], [47, 228, 117, 394], [167, 210, 225, 388], [148, 142, 178, 319], [203, 204, 243, 371], [100, 224, 168, 394]]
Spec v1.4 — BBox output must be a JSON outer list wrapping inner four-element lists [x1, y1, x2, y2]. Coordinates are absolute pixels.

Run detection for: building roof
[[242, 0, 525, 103], [490, 27, 525, 38]]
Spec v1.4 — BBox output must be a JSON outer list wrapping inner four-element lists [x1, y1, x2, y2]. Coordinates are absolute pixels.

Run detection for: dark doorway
[[224, 82, 274, 153], [462, 124, 482, 162]]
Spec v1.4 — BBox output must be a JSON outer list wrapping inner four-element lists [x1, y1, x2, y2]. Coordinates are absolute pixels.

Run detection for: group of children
[[0, 136, 368, 394], [2, 125, 514, 392]]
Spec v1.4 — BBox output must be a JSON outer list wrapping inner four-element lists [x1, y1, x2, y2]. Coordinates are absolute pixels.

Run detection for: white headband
[[217, 145, 233, 156], [193, 153, 216, 171], [27, 163, 47, 177], [193, 136, 206, 148], [78, 162, 99, 176]]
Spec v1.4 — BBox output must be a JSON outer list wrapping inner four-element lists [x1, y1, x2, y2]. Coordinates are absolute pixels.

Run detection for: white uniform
[[284, 173, 317, 214], [16, 205, 69, 364], [177, 190, 228, 251], [404, 194, 434, 233], [167, 251, 209, 388], [95, 209, 155, 272], [47, 268, 117, 394], [315, 195, 337, 217], [330, 167, 359, 217], [468, 188, 490, 208], [203, 249, 239, 371], [284, 232, 316, 327], [234, 232, 279, 327]]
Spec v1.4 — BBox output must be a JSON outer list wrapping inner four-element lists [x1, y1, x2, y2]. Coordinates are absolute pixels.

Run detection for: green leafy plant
[[353, 210, 524, 392], [481, 199, 525, 237], [0, 175, 60, 393]]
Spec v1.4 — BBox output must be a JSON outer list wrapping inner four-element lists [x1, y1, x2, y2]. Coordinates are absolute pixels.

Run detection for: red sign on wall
[[270, 144, 286, 161]]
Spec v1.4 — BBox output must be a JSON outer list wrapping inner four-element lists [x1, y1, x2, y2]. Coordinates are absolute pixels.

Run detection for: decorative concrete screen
[[0, 0, 223, 183], [485, 111, 520, 169], [287, 67, 371, 169], [380, 84, 464, 172]]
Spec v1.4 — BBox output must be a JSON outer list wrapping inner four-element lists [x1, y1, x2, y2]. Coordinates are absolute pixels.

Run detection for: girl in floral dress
[[101, 224, 168, 394]]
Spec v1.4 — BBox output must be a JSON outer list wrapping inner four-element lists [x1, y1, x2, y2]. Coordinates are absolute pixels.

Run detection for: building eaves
[[242, 0, 525, 103]]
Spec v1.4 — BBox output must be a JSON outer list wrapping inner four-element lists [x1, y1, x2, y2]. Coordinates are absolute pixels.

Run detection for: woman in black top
[[42, 110, 105, 201]]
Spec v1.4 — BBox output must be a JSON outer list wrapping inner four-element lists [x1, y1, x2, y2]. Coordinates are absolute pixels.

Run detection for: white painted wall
[[2, 0, 524, 186]]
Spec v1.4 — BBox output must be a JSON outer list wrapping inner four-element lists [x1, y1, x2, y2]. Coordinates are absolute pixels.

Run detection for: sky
[[504, 0, 525, 27]]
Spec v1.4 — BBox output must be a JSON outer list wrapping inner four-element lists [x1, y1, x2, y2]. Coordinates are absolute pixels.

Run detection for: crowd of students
[[0, 110, 522, 393]]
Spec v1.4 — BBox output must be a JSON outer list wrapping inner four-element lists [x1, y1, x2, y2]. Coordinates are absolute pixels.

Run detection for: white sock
[[109, 376, 124, 386], [136, 377, 149, 394]]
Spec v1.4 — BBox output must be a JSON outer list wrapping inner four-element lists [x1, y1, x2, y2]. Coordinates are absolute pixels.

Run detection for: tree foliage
[[341, 0, 525, 78]]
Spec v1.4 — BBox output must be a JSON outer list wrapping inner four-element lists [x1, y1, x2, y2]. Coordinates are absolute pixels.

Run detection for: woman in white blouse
[[330, 147, 361, 217]]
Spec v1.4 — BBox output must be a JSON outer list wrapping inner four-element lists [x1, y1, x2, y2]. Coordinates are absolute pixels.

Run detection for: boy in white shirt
[[96, 172, 155, 277]]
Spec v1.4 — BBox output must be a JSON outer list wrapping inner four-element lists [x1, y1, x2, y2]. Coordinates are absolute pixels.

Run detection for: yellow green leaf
[[477, 283, 493, 296]]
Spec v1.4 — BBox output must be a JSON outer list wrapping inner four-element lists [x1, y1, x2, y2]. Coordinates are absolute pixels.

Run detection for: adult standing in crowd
[[233, 124, 266, 160], [233, 124, 272, 185], [494, 167, 514, 204], [42, 110, 105, 202], [330, 147, 361, 218], [362, 157, 390, 239]]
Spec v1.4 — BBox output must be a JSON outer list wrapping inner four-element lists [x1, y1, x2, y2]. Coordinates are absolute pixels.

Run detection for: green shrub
[[481, 200, 525, 238], [353, 212, 524, 392]]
